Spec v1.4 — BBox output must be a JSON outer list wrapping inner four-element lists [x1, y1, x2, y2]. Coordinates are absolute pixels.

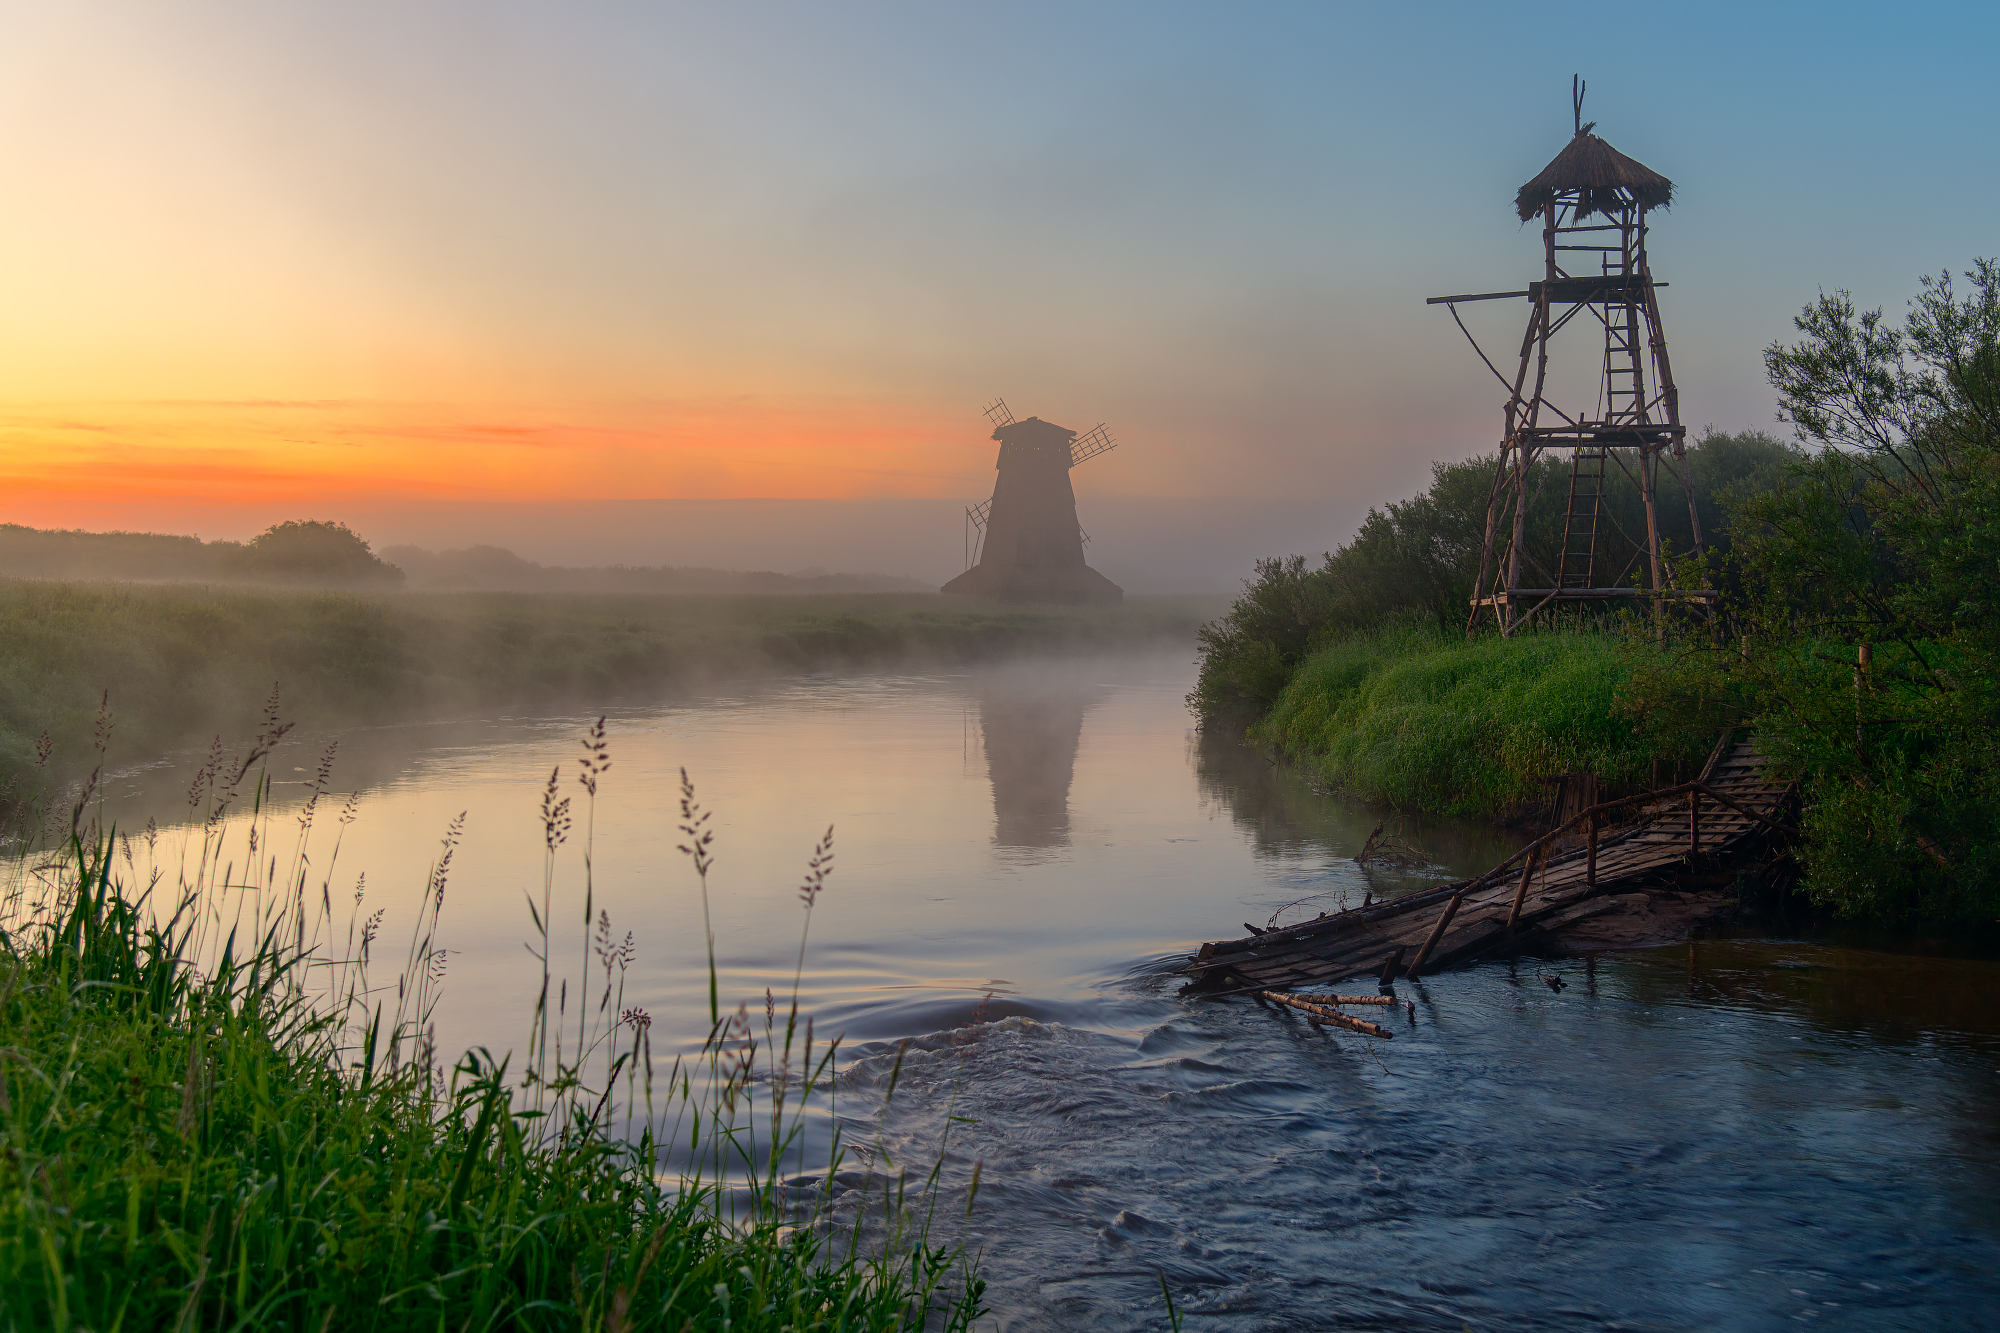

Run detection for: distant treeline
[[0, 520, 931, 594], [0, 520, 404, 587], [378, 543, 931, 594]]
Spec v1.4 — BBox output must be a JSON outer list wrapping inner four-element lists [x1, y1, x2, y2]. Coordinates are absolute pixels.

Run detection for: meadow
[[0, 580, 1218, 806]]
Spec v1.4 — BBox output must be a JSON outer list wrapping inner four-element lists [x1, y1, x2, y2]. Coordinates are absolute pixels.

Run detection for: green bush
[[1623, 261, 2000, 923]]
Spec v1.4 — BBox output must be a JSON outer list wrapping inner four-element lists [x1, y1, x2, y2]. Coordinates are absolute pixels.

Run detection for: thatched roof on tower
[[1515, 131, 1672, 222]]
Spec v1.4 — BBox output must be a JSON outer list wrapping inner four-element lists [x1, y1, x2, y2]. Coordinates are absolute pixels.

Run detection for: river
[[90, 646, 2000, 1329]]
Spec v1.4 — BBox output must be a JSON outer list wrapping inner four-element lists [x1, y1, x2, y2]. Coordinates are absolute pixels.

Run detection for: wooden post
[[1378, 945, 1405, 987], [1638, 212, 1691, 551], [1468, 447, 1514, 635], [1407, 890, 1465, 979], [1688, 788, 1700, 854], [1506, 847, 1542, 933], [1586, 812, 1598, 888], [1497, 204, 1559, 638], [1640, 444, 1665, 641]]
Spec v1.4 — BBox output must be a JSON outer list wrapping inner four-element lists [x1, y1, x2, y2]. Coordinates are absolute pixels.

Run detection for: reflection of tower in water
[[978, 674, 1090, 849]]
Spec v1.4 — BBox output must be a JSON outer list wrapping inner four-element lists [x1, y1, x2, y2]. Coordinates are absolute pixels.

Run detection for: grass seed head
[[577, 716, 610, 797], [540, 766, 572, 851], [91, 690, 114, 753], [799, 824, 834, 909]]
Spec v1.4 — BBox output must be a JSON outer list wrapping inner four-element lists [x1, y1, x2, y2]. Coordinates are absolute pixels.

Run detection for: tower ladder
[[1559, 447, 1606, 588]]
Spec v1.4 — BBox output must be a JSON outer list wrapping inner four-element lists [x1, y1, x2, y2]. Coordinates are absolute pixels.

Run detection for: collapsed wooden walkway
[[1180, 736, 1794, 996]]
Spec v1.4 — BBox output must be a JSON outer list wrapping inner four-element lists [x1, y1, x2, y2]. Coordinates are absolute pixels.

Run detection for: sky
[[0, 1, 1994, 586]]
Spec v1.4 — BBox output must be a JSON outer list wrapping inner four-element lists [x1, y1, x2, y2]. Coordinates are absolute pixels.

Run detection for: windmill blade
[[1068, 423, 1116, 468], [964, 500, 993, 569], [982, 398, 1015, 428]]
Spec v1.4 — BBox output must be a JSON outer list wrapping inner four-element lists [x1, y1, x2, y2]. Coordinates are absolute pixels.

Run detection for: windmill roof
[[992, 416, 1077, 444], [1515, 131, 1673, 221]]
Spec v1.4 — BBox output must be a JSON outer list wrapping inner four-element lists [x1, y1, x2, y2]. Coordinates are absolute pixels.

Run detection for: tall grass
[[0, 709, 986, 1330], [1253, 620, 1709, 821]]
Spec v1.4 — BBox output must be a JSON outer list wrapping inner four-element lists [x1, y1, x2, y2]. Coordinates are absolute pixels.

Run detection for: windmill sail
[[1068, 424, 1116, 468]]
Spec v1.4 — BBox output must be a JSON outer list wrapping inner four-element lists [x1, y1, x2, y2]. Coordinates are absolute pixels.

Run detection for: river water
[[91, 647, 2000, 1329]]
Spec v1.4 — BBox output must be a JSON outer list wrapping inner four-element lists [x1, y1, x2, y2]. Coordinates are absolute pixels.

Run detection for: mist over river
[[93, 648, 2000, 1329]]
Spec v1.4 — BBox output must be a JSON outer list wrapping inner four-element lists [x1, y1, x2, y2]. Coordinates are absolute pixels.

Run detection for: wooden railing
[[1405, 779, 1792, 978]]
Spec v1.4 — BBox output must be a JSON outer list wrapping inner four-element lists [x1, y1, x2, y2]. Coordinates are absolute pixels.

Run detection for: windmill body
[[942, 408, 1122, 605]]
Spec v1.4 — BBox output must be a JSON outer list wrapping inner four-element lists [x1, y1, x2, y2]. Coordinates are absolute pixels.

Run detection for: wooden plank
[[1412, 918, 1512, 975], [1506, 893, 1646, 945], [1425, 289, 1532, 305]]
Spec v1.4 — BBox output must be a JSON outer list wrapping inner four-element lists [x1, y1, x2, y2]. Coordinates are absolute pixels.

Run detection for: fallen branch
[[1260, 991, 1394, 1039]]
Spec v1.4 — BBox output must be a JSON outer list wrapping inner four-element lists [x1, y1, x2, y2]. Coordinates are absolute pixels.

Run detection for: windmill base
[[940, 563, 1123, 605]]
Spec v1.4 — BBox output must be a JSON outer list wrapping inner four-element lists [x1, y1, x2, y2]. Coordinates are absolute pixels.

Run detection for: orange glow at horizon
[[0, 397, 991, 523]]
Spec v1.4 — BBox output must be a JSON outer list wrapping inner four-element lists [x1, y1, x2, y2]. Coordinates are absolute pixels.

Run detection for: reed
[[0, 710, 986, 1329]]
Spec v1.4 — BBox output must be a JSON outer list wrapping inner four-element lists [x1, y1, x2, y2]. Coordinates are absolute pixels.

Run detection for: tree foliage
[[1192, 432, 1796, 719], [1623, 260, 2000, 921], [229, 519, 405, 585]]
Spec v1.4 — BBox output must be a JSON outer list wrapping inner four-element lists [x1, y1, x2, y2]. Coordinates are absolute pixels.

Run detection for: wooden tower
[[942, 398, 1123, 605], [1432, 80, 1712, 635]]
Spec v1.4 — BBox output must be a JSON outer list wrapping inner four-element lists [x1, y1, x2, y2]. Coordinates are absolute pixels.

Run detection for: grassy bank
[[1253, 623, 1708, 822], [0, 580, 1217, 804], [0, 729, 984, 1329]]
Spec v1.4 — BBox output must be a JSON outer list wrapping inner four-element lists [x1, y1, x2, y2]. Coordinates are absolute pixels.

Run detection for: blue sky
[[0, 0, 1991, 573]]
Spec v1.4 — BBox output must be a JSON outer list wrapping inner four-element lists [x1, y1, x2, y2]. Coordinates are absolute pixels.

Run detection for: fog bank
[[0, 496, 1367, 595]]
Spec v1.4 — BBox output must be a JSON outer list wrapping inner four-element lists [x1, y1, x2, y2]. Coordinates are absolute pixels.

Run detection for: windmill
[[1430, 78, 1714, 635], [942, 398, 1123, 604]]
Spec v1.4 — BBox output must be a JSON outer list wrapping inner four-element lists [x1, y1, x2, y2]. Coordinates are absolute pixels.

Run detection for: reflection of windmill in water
[[977, 670, 1092, 850], [942, 399, 1123, 605], [1431, 78, 1715, 636]]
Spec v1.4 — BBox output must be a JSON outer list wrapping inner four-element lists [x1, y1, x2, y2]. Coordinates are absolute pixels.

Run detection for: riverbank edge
[[1201, 627, 1799, 951]]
